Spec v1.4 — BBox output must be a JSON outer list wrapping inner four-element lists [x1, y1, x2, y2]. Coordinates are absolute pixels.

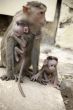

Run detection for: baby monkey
[[31, 56, 59, 89], [12, 19, 35, 97], [13, 19, 31, 62]]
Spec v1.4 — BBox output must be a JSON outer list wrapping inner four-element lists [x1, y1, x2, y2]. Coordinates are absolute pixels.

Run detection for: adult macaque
[[0, 1, 47, 81], [31, 56, 59, 89]]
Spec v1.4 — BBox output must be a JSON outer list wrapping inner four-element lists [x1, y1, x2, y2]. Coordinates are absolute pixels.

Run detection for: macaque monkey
[[13, 20, 35, 97], [0, 1, 47, 81], [31, 56, 59, 89], [13, 20, 30, 62]]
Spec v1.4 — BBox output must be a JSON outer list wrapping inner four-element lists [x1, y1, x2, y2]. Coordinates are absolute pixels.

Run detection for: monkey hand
[[0, 74, 15, 81], [31, 74, 39, 81]]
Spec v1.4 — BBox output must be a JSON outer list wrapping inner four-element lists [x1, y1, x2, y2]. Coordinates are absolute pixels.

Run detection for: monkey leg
[[37, 78, 48, 85], [25, 69, 33, 78], [1, 37, 15, 81], [15, 74, 24, 83], [31, 37, 41, 74], [0, 47, 6, 67], [37, 73, 51, 85], [15, 47, 23, 62]]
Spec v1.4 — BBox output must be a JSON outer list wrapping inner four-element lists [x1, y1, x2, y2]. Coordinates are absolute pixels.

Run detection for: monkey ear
[[23, 6, 30, 14], [43, 59, 48, 66]]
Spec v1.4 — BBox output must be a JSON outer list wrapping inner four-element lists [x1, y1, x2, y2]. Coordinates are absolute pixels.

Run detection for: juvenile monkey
[[0, 1, 47, 81], [13, 20, 30, 62], [14, 33, 34, 97], [12, 20, 35, 97], [31, 56, 59, 89]]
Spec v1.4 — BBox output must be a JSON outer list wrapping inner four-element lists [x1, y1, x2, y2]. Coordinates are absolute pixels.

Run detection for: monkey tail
[[18, 78, 26, 97], [18, 60, 26, 97], [18, 74, 26, 97]]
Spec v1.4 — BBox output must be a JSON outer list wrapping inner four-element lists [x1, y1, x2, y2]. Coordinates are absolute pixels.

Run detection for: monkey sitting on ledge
[[0, 1, 47, 81], [31, 56, 60, 89]]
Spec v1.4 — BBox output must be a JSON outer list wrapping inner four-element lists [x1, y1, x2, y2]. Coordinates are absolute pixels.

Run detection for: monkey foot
[[0, 75, 15, 81], [53, 84, 60, 90], [15, 76, 24, 83], [38, 79, 48, 85]]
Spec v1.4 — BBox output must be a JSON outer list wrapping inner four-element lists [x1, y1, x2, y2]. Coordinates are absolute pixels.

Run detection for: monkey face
[[14, 20, 30, 36], [30, 8, 46, 26], [32, 8, 46, 26], [23, 5, 46, 27], [48, 60, 57, 73]]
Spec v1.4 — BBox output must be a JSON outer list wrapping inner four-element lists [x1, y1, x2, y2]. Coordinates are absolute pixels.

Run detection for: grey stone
[[0, 68, 66, 110]]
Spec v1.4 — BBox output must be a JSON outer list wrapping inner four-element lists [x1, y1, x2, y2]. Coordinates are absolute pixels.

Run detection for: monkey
[[12, 19, 35, 97], [13, 20, 30, 62], [31, 56, 59, 89], [12, 19, 36, 97], [14, 31, 35, 97], [0, 1, 47, 81]]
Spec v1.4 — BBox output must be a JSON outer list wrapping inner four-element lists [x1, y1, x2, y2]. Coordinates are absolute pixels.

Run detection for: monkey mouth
[[23, 28, 29, 33]]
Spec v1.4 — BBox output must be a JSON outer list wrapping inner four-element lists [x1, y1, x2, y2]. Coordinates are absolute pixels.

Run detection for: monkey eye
[[17, 21, 20, 25]]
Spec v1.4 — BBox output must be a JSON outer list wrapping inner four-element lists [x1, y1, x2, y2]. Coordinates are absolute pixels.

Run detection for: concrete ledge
[[0, 68, 66, 110]]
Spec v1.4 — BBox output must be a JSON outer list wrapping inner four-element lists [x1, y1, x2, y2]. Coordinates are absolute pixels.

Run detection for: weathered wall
[[56, 0, 73, 49], [0, 0, 57, 21], [41, 0, 73, 50]]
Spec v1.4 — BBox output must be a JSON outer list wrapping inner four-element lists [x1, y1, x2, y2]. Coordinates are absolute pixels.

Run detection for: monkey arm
[[31, 68, 44, 81], [0, 37, 15, 81], [52, 70, 60, 90], [13, 36, 22, 45], [15, 47, 23, 54], [6, 37, 15, 77], [53, 70, 59, 85], [13, 36, 27, 48], [31, 35, 41, 74]]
